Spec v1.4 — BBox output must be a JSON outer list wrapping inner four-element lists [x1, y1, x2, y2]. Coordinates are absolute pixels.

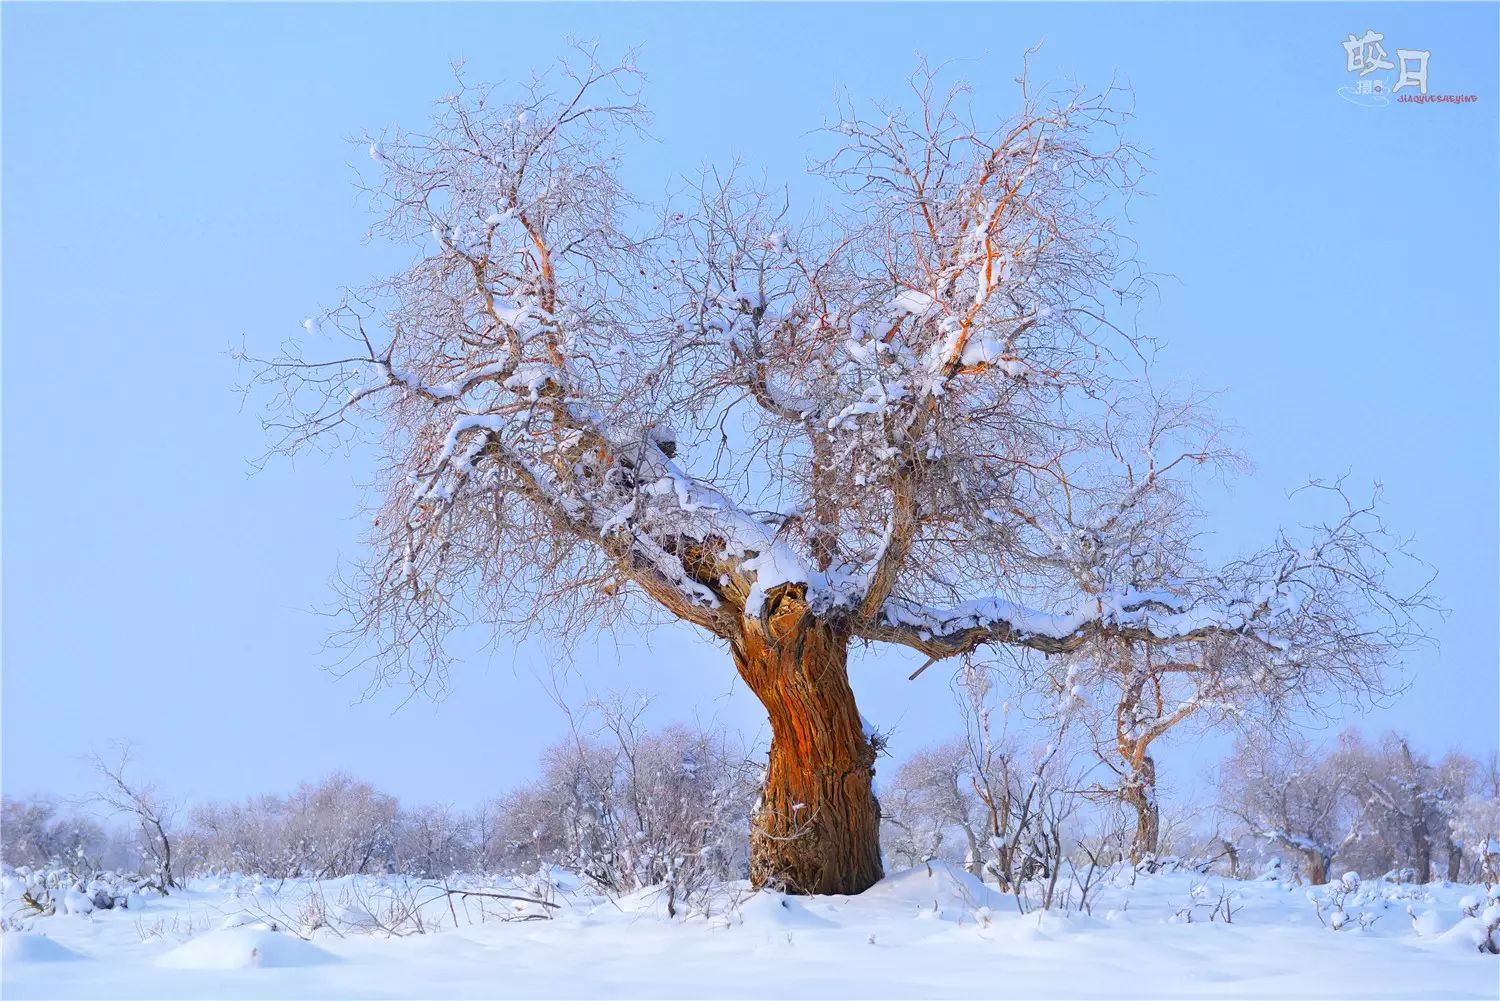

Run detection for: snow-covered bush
[[1450, 793, 1500, 886], [486, 699, 757, 912], [1307, 871, 1380, 932], [1451, 884, 1500, 954], [2, 861, 151, 919]]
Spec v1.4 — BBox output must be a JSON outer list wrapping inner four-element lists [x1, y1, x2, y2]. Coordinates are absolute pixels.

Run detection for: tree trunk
[[1304, 849, 1332, 885], [1220, 838, 1241, 879], [1123, 754, 1160, 865], [960, 823, 984, 880], [1411, 825, 1432, 883], [1398, 742, 1432, 883], [731, 590, 883, 895]]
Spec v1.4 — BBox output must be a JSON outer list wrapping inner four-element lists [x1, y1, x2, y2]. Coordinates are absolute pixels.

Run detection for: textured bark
[[731, 588, 883, 895], [1123, 755, 1161, 864]]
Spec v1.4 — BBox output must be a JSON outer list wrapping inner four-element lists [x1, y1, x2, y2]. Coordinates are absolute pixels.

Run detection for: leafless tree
[[86, 742, 178, 891], [884, 660, 1090, 896], [248, 47, 1433, 893], [1219, 732, 1494, 885], [954, 658, 1092, 891], [500, 697, 757, 910], [1, 797, 114, 871], [186, 773, 400, 879], [1218, 734, 1375, 885], [1430, 750, 1489, 881], [880, 741, 986, 873], [395, 804, 476, 878], [1345, 740, 1490, 883], [1450, 782, 1500, 886], [1010, 388, 1433, 864], [1352, 734, 1441, 881]]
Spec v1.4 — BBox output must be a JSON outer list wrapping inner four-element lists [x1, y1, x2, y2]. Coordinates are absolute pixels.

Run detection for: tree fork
[[732, 587, 883, 895]]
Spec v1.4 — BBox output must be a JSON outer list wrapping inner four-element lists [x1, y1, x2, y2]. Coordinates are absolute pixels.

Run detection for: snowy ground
[[3, 863, 1496, 999]]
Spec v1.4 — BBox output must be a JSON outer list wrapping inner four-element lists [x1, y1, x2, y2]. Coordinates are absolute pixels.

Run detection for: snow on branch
[[247, 49, 1433, 703], [868, 479, 1435, 709]]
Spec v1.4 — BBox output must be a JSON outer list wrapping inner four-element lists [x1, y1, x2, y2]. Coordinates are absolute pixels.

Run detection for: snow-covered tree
[[0, 797, 112, 870], [1352, 734, 1446, 881], [485, 705, 755, 907], [394, 804, 476, 878], [1424, 748, 1496, 882], [1219, 734, 1374, 885], [252, 50, 1432, 894], [186, 773, 399, 878], [86, 743, 179, 891], [993, 389, 1434, 864], [880, 741, 985, 873], [1451, 791, 1500, 885], [185, 794, 296, 876], [881, 722, 1084, 890], [1221, 734, 1496, 885], [284, 773, 401, 877]]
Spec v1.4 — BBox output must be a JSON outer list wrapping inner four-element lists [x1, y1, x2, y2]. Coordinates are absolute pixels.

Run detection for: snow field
[[3, 863, 1496, 999]]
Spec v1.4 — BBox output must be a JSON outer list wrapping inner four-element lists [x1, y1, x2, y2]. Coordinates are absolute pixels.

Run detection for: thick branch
[[864, 589, 1267, 660]]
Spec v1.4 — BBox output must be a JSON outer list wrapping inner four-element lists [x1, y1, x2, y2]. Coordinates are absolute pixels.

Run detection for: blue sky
[[4, 3, 1497, 813]]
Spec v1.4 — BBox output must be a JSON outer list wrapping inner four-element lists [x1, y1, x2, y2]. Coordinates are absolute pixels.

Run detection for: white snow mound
[[156, 927, 337, 970], [2, 932, 85, 963], [1430, 916, 1499, 955], [852, 861, 1005, 914], [729, 890, 835, 928]]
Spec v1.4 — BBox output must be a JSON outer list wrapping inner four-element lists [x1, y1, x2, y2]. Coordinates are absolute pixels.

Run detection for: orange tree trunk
[[730, 588, 883, 895], [1304, 850, 1332, 886]]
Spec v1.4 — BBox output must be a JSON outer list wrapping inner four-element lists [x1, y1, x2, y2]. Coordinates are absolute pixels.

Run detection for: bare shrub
[[487, 697, 757, 912], [394, 805, 476, 879], [184, 773, 399, 879]]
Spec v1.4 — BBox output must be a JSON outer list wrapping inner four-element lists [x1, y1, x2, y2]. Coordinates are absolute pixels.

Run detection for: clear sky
[[4, 3, 1497, 815]]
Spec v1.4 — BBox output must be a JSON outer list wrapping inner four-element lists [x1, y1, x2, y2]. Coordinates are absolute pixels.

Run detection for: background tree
[[0, 797, 114, 871], [395, 804, 476, 878], [1024, 443, 1427, 862], [1430, 750, 1485, 881], [880, 741, 985, 874], [86, 743, 178, 891], [252, 49, 1431, 894], [480, 700, 756, 910], [1216, 732, 1498, 885], [1449, 753, 1500, 884], [185, 773, 400, 878], [1218, 735, 1360, 885]]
